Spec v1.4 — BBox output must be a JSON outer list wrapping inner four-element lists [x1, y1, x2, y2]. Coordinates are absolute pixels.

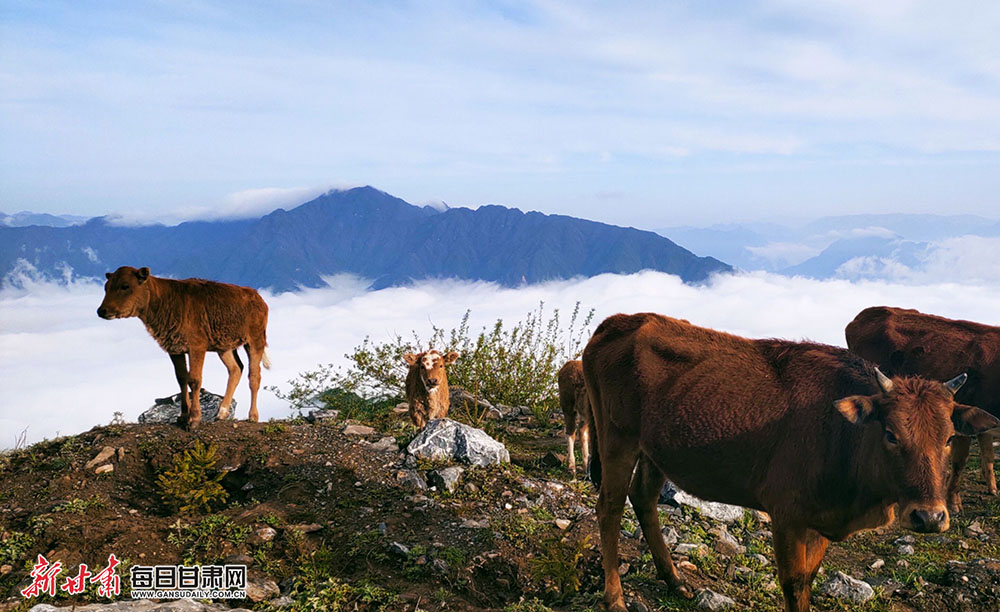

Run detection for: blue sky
[[1, 0, 998, 227]]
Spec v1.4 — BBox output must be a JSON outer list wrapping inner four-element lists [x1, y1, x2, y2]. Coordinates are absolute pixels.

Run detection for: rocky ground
[[1, 393, 999, 612]]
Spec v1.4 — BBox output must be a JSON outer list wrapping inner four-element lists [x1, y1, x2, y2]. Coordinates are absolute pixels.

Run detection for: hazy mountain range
[[658, 213, 1000, 282], [0, 187, 730, 291]]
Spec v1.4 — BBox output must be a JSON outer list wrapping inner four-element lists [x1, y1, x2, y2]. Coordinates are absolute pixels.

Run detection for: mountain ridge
[[0, 186, 730, 291]]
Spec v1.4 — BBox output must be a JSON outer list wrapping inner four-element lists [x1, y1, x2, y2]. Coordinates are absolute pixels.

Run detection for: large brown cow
[[403, 350, 459, 429], [558, 360, 592, 477], [98, 266, 270, 429], [847, 306, 1000, 511], [582, 313, 998, 612]]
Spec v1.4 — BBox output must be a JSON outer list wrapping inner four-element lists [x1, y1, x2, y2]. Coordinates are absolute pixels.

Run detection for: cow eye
[[946, 435, 955, 447], [884, 430, 899, 445], [119, 284, 129, 291]]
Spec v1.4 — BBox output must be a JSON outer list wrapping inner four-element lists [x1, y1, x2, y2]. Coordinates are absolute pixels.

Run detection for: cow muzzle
[[901, 504, 949, 533], [97, 306, 113, 319]]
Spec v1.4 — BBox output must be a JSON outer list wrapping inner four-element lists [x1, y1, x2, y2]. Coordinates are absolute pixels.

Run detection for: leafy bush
[[156, 441, 228, 513], [273, 302, 594, 413], [0, 531, 34, 566], [167, 514, 251, 564], [53, 496, 106, 515], [529, 535, 590, 599]]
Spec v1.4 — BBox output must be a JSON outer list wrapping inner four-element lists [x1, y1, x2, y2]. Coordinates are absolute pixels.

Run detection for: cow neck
[[137, 276, 171, 329]]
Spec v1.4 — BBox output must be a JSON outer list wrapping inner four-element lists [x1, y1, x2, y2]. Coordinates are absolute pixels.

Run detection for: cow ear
[[403, 353, 418, 366], [444, 351, 459, 364], [105, 272, 113, 279], [834, 395, 877, 425], [953, 403, 1000, 436], [136, 267, 150, 282]]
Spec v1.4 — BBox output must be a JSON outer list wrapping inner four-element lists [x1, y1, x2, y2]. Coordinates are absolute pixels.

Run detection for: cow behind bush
[[403, 350, 459, 429], [98, 266, 270, 429]]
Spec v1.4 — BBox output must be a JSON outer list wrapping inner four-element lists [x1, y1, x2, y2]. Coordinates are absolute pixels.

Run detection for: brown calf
[[847, 305, 1000, 511], [582, 313, 998, 612], [98, 266, 270, 429], [403, 350, 459, 429], [558, 360, 592, 477]]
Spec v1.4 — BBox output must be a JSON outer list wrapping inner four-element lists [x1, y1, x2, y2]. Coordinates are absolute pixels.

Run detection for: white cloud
[[106, 184, 358, 226], [837, 235, 1000, 284], [4, 270, 1000, 449]]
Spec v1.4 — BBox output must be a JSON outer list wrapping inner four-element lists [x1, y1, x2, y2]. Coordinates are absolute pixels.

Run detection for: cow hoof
[[671, 583, 694, 599], [948, 497, 963, 514], [184, 418, 201, 431]]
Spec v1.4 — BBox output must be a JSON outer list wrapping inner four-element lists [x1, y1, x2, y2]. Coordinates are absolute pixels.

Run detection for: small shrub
[[0, 531, 34, 566], [53, 496, 106, 515], [167, 515, 251, 564], [530, 535, 590, 599], [156, 441, 229, 513]]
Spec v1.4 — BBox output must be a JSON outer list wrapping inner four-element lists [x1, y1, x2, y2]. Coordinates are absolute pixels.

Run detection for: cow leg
[[216, 350, 242, 420], [567, 432, 577, 477], [170, 353, 190, 426], [596, 433, 640, 612], [245, 344, 262, 423], [185, 349, 206, 430], [948, 435, 973, 512], [773, 524, 827, 612], [581, 424, 591, 478], [981, 431, 998, 495], [629, 454, 691, 598]]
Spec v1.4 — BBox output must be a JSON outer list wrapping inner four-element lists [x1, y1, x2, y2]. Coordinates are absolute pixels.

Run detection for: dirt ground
[[1, 412, 998, 612]]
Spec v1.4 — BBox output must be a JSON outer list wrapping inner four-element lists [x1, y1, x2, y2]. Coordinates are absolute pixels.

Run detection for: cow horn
[[875, 367, 894, 393], [944, 373, 968, 395]]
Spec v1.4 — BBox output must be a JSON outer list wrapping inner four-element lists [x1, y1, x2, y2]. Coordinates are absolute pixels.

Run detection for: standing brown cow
[[403, 350, 459, 429], [558, 360, 592, 477], [583, 313, 998, 612], [98, 266, 270, 429], [847, 306, 1000, 511]]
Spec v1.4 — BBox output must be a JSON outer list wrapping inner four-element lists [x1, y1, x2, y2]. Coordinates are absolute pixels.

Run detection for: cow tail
[[261, 348, 272, 370]]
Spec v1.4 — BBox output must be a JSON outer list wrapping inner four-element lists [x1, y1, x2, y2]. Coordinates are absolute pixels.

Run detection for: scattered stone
[[405, 418, 510, 466], [245, 578, 280, 603], [366, 437, 400, 452], [343, 424, 375, 435], [869, 558, 885, 570], [376, 522, 388, 535], [554, 519, 572, 530], [253, 527, 277, 543], [0, 564, 11, 575], [821, 571, 875, 603], [618, 562, 630, 576], [627, 598, 650, 612], [268, 596, 294, 608], [116, 447, 126, 461], [678, 560, 698, 572], [464, 482, 478, 494], [709, 527, 745, 556], [675, 543, 708, 557], [85, 447, 116, 470], [388, 542, 410, 557], [460, 518, 488, 529], [286, 523, 323, 534], [139, 389, 235, 424], [964, 520, 985, 538], [306, 409, 339, 423], [95, 464, 114, 475], [660, 481, 744, 523], [894, 535, 916, 545], [695, 588, 736, 610], [432, 558, 448, 574], [428, 466, 465, 493], [540, 451, 564, 468], [662, 527, 679, 547], [752, 554, 769, 567], [394, 402, 410, 414], [897, 544, 915, 556]]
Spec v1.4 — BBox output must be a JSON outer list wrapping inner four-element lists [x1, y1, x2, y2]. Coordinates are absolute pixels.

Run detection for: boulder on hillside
[[406, 418, 509, 466], [660, 480, 745, 524], [137, 390, 236, 425]]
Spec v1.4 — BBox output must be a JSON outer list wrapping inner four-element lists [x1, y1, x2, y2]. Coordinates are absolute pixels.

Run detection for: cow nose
[[97, 307, 107, 318], [428, 378, 438, 386], [910, 509, 947, 533]]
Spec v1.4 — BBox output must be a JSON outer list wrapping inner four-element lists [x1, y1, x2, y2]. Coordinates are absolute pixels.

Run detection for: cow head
[[97, 266, 151, 320], [403, 350, 459, 392], [835, 368, 1000, 533]]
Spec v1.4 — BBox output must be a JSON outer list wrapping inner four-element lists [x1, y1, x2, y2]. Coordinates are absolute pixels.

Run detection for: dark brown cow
[[847, 306, 1000, 511], [403, 350, 459, 429], [582, 313, 998, 612], [558, 360, 593, 477], [98, 266, 270, 429]]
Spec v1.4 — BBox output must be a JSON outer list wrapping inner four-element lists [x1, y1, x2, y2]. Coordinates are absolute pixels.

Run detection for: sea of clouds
[[3, 270, 1000, 449]]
